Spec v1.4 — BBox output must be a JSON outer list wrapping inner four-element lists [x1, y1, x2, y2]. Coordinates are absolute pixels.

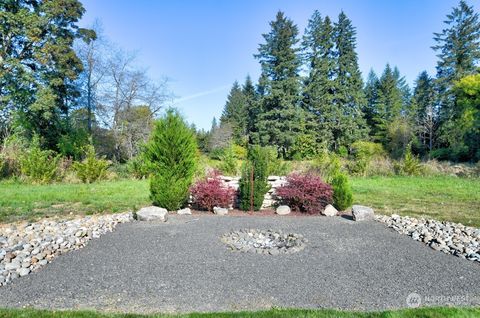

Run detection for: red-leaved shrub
[[275, 173, 333, 214], [190, 172, 236, 211]]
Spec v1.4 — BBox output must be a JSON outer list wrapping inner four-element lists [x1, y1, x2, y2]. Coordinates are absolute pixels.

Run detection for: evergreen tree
[[243, 75, 261, 144], [254, 11, 302, 157], [363, 69, 380, 134], [412, 71, 438, 154], [372, 64, 409, 144], [302, 11, 337, 148], [333, 11, 368, 149], [433, 0, 480, 156], [220, 81, 247, 142], [0, 0, 93, 149]]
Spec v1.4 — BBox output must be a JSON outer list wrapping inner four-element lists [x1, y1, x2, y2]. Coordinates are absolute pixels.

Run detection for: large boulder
[[213, 207, 228, 216], [352, 205, 374, 221], [276, 205, 291, 215], [323, 204, 338, 217], [136, 206, 168, 222]]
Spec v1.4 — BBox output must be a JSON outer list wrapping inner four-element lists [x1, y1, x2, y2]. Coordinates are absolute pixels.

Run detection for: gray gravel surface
[[0, 215, 479, 313]]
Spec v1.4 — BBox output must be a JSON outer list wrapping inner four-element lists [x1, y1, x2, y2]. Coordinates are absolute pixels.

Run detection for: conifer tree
[[220, 81, 247, 142], [302, 11, 337, 149], [363, 70, 380, 134], [254, 11, 302, 157], [412, 71, 437, 153], [333, 11, 368, 149], [243, 75, 261, 145], [432, 0, 480, 158]]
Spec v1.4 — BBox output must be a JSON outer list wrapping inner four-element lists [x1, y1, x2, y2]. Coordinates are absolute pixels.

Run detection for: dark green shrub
[[289, 134, 318, 160], [239, 145, 270, 211], [331, 172, 353, 211], [20, 136, 59, 184], [72, 144, 110, 183], [145, 109, 198, 210]]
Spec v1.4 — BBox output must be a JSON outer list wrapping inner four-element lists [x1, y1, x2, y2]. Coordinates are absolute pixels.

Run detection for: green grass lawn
[[0, 307, 479, 318], [0, 179, 150, 223], [351, 176, 480, 227], [0, 176, 479, 227]]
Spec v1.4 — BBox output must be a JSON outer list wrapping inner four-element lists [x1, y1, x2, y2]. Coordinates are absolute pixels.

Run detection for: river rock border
[[221, 229, 307, 255], [376, 214, 480, 263], [0, 213, 133, 286]]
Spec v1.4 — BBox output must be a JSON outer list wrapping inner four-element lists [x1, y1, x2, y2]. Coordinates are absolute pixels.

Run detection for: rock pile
[[0, 213, 133, 286], [221, 229, 307, 255], [376, 214, 480, 263]]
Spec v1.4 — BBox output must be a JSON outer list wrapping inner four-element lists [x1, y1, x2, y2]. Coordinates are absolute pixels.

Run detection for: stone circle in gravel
[[221, 229, 307, 255]]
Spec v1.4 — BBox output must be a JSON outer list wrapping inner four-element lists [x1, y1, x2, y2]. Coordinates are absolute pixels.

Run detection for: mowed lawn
[[351, 176, 480, 227], [0, 176, 479, 227], [0, 179, 150, 223], [0, 307, 479, 318]]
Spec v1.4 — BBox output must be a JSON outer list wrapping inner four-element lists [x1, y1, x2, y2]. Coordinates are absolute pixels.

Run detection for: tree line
[[0, 0, 170, 162], [217, 2, 480, 161]]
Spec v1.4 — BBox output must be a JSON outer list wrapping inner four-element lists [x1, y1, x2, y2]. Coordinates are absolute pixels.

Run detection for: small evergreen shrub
[[219, 145, 237, 176], [397, 144, 423, 176], [276, 173, 333, 214], [239, 145, 270, 211], [145, 109, 198, 211], [190, 171, 236, 211], [127, 152, 153, 179], [331, 172, 353, 211], [72, 144, 110, 183], [20, 136, 59, 184]]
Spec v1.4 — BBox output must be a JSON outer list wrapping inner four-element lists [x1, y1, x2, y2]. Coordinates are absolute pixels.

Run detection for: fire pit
[[221, 229, 307, 255]]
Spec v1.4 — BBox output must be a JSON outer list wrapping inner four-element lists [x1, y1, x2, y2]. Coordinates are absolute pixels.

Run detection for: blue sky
[[79, 0, 479, 130]]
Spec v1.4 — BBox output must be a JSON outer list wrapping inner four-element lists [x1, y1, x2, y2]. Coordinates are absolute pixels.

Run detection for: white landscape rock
[[0, 212, 132, 287], [276, 205, 291, 215], [323, 204, 338, 217], [177, 208, 192, 215], [376, 214, 480, 263], [136, 206, 168, 222], [213, 207, 229, 216], [352, 205, 375, 221]]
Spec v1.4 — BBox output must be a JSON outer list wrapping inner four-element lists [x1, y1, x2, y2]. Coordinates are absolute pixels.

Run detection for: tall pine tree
[[220, 81, 247, 143], [254, 11, 302, 157], [333, 11, 368, 149], [243, 75, 261, 145], [412, 71, 437, 154], [363, 69, 380, 137], [302, 11, 337, 149], [432, 0, 480, 159]]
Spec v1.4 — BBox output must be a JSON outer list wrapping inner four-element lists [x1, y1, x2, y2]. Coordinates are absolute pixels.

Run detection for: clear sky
[[79, 0, 479, 130]]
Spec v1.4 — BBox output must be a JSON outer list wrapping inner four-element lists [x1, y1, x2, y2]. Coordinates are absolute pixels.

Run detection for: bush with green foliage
[[219, 144, 238, 176], [145, 109, 198, 210], [289, 134, 318, 160], [311, 151, 341, 183], [72, 144, 110, 183], [331, 172, 353, 211], [127, 152, 153, 179], [348, 141, 386, 176], [19, 136, 59, 184], [232, 144, 247, 160], [396, 144, 423, 176], [239, 145, 270, 211]]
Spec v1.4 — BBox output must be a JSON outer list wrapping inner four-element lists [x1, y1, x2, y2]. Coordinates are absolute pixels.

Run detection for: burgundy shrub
[[190, 172, 236, 211], [275, 173, 333, 214]]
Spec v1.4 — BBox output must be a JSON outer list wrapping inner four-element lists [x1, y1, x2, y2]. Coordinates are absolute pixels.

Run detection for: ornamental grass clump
[[145, 109, 198, 211], [276, 173, 333, 214], [190, 171, 236, 211]]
